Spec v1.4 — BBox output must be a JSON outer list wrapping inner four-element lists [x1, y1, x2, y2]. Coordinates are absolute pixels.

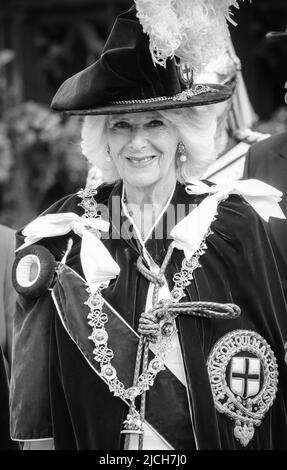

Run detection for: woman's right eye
[[113, 121, 131, 129]]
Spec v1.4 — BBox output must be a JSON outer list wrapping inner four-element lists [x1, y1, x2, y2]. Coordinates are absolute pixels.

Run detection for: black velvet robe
[[10, 182, 287, 450]]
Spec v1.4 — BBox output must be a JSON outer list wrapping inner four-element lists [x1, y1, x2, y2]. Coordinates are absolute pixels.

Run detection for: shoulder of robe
[[41, 182, 115, 215], [15, 194, 79, 258], [214, 194, 264, 246], [182, 181, 259, 248], [91, 182, 116, 204], [15, 183, 117, 259], [16, 184, 114, 260]]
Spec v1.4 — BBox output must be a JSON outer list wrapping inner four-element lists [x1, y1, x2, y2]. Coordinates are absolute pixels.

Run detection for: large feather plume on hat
[[134, 0, 243, 71]]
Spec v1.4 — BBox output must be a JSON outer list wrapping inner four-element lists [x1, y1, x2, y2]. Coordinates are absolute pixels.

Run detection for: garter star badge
[[207, 330, 278, 447]]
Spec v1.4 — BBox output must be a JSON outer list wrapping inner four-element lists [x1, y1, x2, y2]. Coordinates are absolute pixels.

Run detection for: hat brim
[[61, 84, 232, 116]]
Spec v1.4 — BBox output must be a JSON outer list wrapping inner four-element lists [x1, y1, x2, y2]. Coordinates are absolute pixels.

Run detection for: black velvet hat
[[51, 7, 232, 115]]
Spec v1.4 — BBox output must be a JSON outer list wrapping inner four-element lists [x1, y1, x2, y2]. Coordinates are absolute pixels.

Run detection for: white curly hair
[[81, 106, 217, 184]]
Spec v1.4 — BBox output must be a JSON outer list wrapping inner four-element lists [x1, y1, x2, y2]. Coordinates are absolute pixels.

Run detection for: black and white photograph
[[0, 0, 287, 455]]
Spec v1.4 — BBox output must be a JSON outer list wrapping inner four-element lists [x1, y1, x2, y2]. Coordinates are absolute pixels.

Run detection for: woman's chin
[[123, 168, 162, 188]]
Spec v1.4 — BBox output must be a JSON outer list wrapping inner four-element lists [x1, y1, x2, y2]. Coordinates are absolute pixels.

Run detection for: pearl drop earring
[[177, 142, 187, 163]]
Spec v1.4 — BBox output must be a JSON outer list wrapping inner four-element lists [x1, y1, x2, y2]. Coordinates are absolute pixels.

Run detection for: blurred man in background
[[244, 132, 287, 299], [198, 35, 268, 184], [244, 27, 287, 301]]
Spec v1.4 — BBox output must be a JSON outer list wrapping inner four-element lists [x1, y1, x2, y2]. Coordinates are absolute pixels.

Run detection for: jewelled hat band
[[112, 84, 215, 105]]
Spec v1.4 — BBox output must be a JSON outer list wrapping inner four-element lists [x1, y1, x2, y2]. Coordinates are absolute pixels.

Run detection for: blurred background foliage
[[0, 0, 286, 229], [0, 100, 87, 227]]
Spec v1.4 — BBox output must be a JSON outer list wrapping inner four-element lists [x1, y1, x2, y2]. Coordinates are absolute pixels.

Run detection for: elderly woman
[[10, 6, 287, 450]]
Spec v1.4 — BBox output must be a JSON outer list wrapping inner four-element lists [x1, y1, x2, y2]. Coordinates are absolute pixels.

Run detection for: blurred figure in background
[[244, 27, 287, 301], [0, 224, 19, 450], [199, 36, 269, 183], [0, 224, 16, 374], [244, 133, 287, 297]]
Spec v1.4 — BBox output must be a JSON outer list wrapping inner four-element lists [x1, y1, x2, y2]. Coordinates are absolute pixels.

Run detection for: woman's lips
[[126, 155, 158, 167]]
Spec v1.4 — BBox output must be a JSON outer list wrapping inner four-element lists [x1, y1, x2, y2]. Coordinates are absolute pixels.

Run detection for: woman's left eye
[[147, 120, 164, 128]]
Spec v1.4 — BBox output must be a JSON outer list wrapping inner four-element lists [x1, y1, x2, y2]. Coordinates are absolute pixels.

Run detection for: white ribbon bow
[[17, 213, 120, 294], [171, 179, 286, 259]]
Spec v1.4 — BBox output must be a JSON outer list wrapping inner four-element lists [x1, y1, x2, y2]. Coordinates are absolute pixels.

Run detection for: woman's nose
[[129, 126, 148, 150]]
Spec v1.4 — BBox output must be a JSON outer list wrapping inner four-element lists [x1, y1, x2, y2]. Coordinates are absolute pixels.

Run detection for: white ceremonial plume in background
[[135, 0, 243, 70]]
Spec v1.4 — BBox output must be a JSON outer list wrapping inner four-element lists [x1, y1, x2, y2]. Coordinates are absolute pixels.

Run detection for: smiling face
[[106, 111, 179, 189]]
